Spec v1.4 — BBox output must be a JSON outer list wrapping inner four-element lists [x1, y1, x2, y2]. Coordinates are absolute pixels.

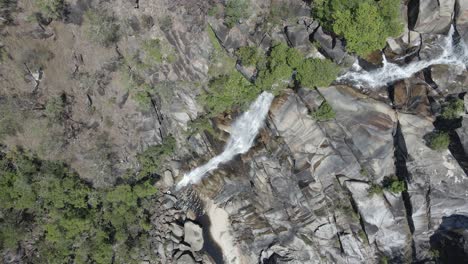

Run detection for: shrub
[[427, 131, 450, 151], [224, 0, 250, 28], [256, 43, 340, 93], [441, 98, 464, 120], [84, 10, 120, 47], [36, 0, 64, 20], [202, 71, 261, 116], [45, 95, 65, 123], [314, 0, 403, 56], [137, 136, 176, 178], [296, 58, 340, 88], [235, 46, 263, 66], [367, 184, 383, 196], [382, 176, 406, 193], [311, 101, 336, 121]]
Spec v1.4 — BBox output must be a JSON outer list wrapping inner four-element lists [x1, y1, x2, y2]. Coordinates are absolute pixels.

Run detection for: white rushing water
[[176, 91, 274, 190], [338, 26, 468, 89]]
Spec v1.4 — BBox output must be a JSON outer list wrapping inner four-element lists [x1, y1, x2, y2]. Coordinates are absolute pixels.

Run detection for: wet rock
[[392, 79, 432, 117], [430, 64, 468, 93], [408, 0, 454, 34], [456, 117, 468, 154], [184, 221, 204, 251]]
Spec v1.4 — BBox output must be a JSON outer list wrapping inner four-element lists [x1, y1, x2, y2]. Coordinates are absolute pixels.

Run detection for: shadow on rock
[[430, 214, 468, 263]]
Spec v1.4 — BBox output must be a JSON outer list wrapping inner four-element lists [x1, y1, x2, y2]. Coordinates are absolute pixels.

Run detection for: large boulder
[[184, 221, 204, 251], [408, 0, 455, 34]]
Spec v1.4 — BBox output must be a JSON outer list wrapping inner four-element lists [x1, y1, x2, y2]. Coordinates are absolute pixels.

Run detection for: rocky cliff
[[1, 0, 468, 264]]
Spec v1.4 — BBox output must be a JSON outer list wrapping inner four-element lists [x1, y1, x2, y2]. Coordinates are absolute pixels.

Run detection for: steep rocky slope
[[1, 0, 468, 264]]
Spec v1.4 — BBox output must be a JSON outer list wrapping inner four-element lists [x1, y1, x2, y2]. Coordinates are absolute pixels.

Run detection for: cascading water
[[176, 92, 274, 190], [338, 26, 468, 89]]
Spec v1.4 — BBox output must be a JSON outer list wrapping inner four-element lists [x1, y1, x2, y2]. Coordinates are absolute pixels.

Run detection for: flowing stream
[[338, 26, 468, 89], [176, 91, 274, 190], [177, 26, 468, 189]]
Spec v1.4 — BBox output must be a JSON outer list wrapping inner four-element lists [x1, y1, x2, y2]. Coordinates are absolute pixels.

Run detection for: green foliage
[[367, 184, 383, 196], [296, 58, 340, 88], [235, 46, 263, 66], [382, 176, 406, 194], [36, 0, 64, 19], [137, 136, 176, 178], [441, 98, 464, 120], [256, 43, 339, 93], [0, 149, 158, 263], [187, 117, 217, 137], [202, 71, 261, 116], [311, 101, 336, 121], [224, 0, 250, 28], [427, 131, 450, 151], [314, 0, 403, 56], [84, 10, 120, 47], [45, 96, 65, 123]]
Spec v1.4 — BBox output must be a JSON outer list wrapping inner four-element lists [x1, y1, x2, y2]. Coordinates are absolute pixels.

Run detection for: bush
[[314, 0, 403, 56], [296, 58, 340, 88], [382, 176, 406, 193], [225, 0, 250, 28], [256, 43, 339, 93], [45, 95, 65, 123], [235, 46, 263, 66], [202, 71, 261, 116], [36, 0, 64, 20], [137, 136, 176, 178], [441, 98, 464, 120], [426, 131, 450, 151], [84, 10, 120, 47], [311, 101, 336, 121], [367, 184, 383, 196]]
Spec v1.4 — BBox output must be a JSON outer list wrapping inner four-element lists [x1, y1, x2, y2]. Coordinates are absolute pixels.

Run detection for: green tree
[[296, 58, 340, 88], [225, 0, 250, 28], [235, 46, 263, 66], [201, 71, 261, 116], [314, 0, 403, 56]]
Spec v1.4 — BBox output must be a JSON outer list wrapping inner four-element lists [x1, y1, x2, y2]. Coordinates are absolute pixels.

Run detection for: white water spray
[[338, 26, 468, 89], [176, 92, 274, 190]]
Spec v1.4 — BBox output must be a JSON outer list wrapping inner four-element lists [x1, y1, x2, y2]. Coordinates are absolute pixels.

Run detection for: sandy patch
[[205, 200, 253, 264]]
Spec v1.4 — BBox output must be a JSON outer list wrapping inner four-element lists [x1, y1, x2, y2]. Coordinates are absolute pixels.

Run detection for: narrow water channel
[[196, 213, 224, 264]]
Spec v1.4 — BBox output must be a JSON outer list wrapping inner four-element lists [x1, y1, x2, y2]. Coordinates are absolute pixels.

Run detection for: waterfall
[[338, 26, 468, 89], [176, 92, 274, 190]]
